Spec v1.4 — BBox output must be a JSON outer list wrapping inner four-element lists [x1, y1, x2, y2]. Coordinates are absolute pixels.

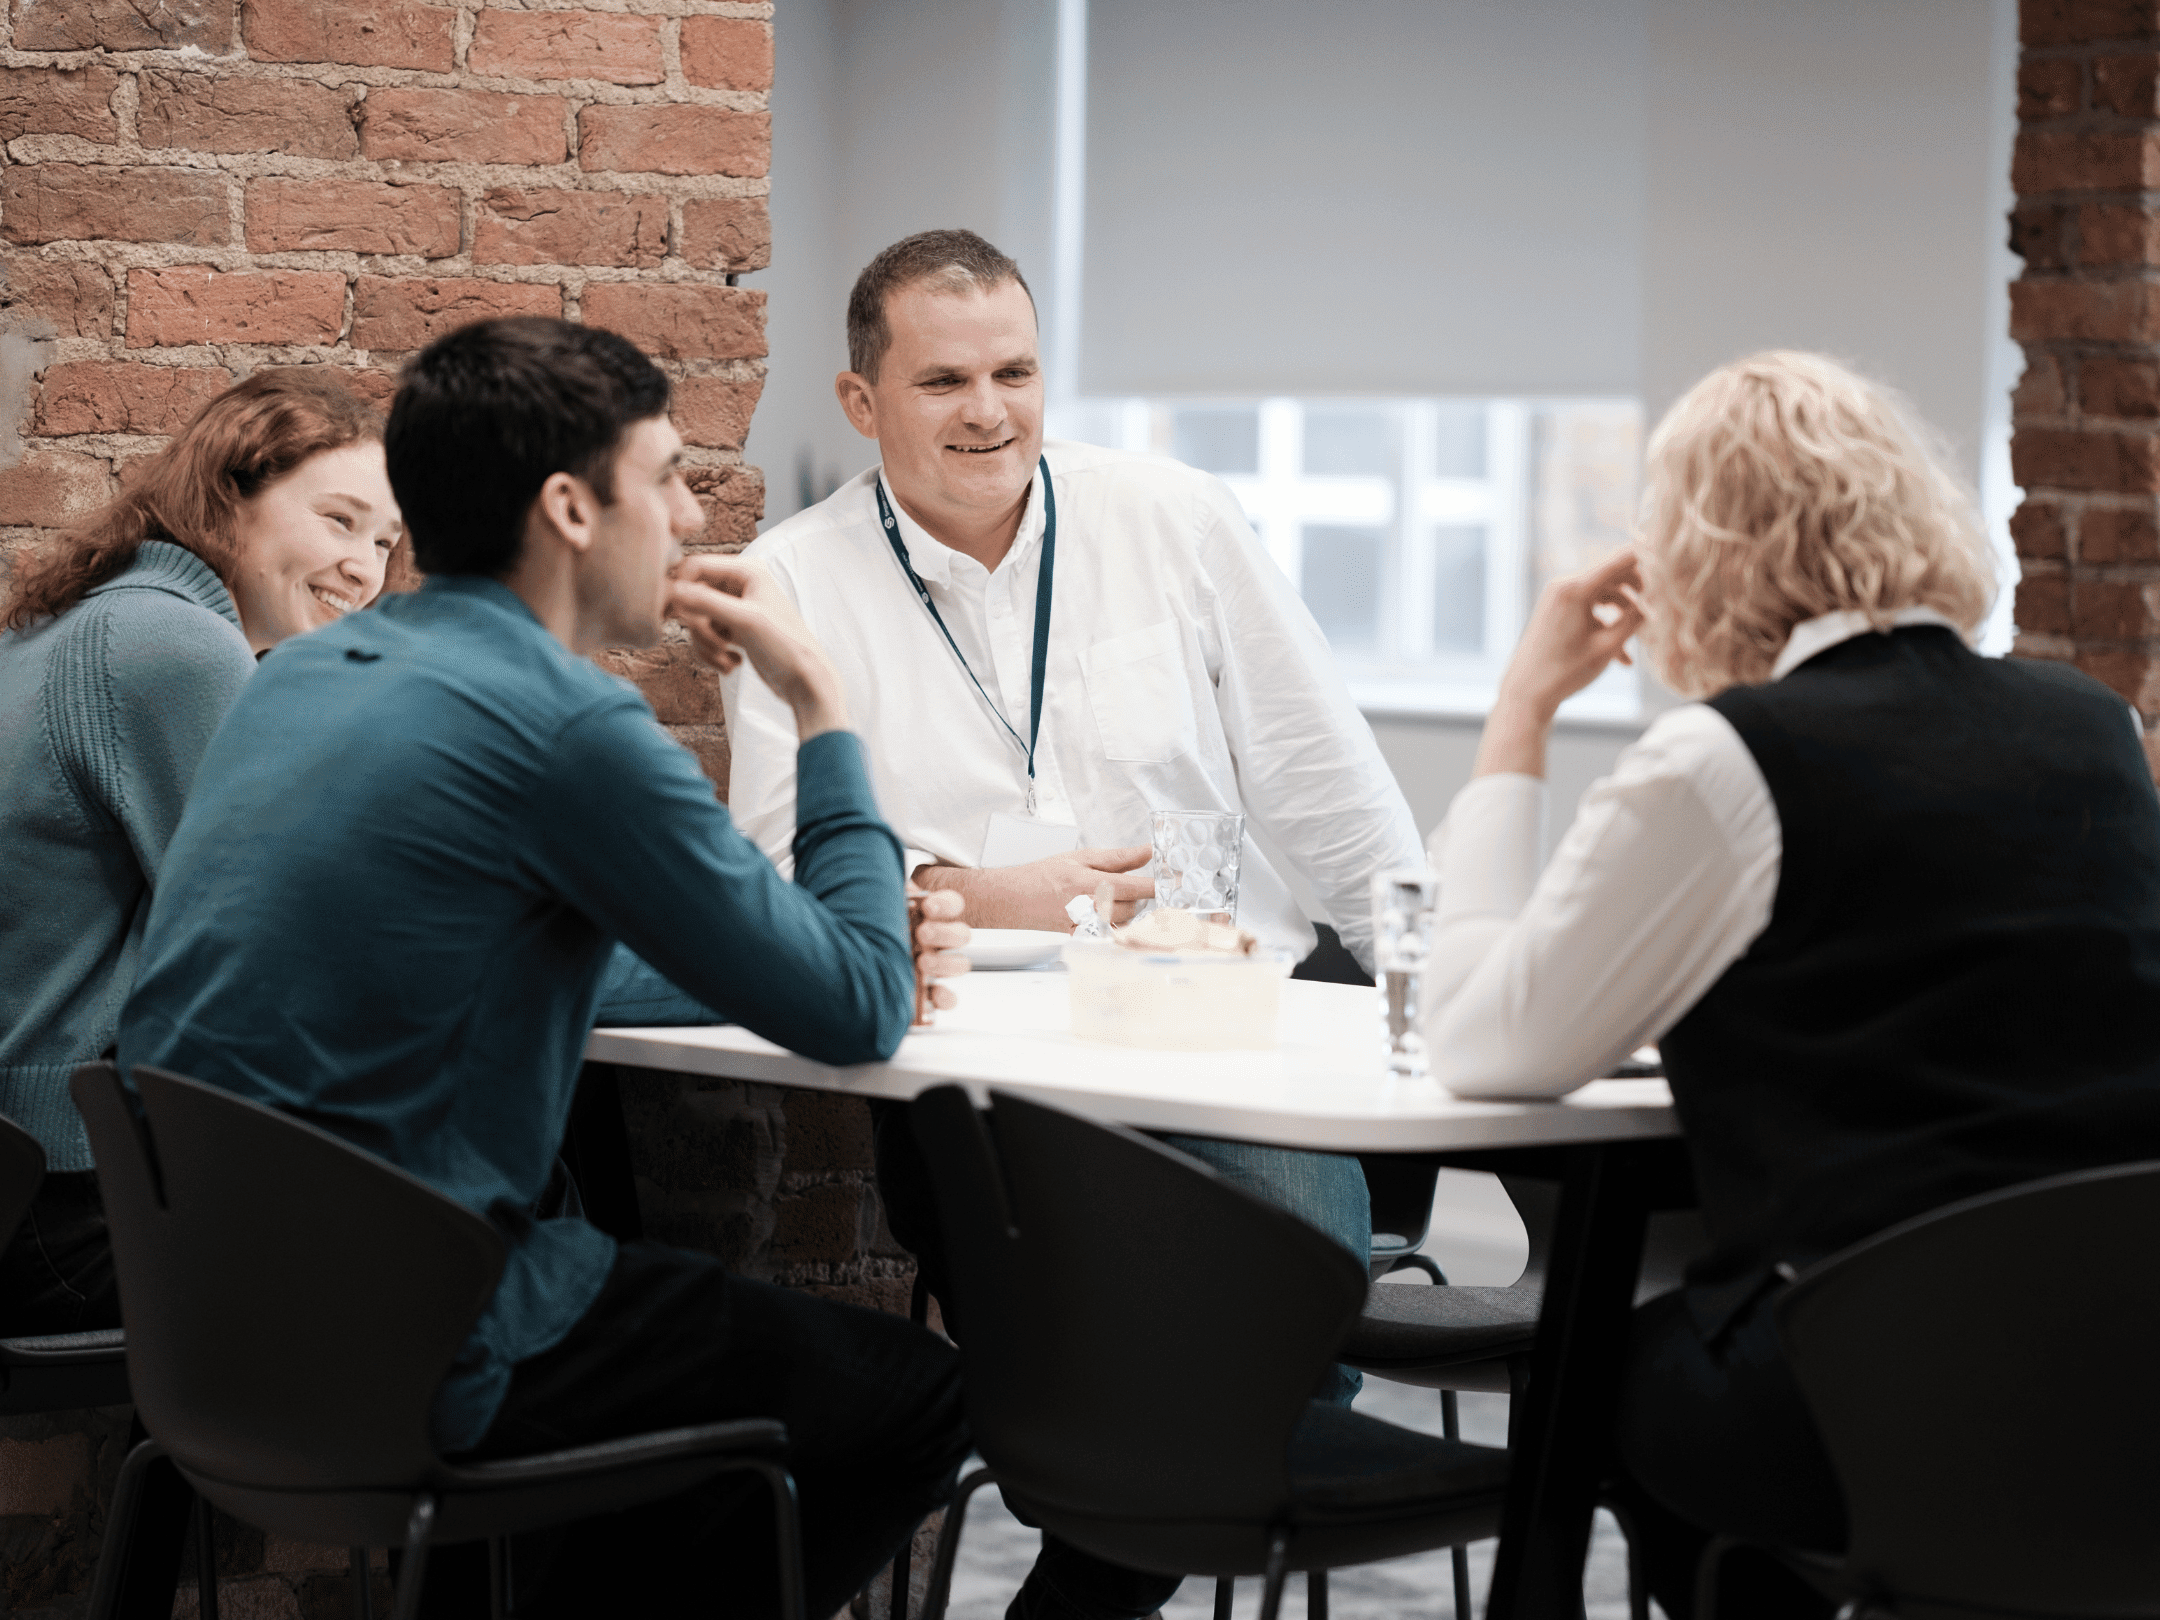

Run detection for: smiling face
[[228, 441, 402, 654], [578, 415, 705, 650], [836, 277, 1043, 553]]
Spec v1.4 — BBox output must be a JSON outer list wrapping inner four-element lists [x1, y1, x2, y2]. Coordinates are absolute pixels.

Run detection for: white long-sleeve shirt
[[1421, 607, 1993, 1097], [721, 440, 1423, 968]]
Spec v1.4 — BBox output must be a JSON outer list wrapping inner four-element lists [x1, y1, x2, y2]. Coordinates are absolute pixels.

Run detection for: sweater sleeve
[[47, 591, 254, 883]]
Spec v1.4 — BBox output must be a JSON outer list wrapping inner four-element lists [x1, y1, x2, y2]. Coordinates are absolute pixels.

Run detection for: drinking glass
[[1371, 868, 1438, 1077], [1151, 810, 1246, 921]]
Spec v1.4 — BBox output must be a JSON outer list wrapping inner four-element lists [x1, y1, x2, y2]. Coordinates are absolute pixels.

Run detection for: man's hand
[[914, 845, 1154, 932], [910, 886, 971, 1016], [1475, 548, 1645, 780], [669, 555, 850, 739]]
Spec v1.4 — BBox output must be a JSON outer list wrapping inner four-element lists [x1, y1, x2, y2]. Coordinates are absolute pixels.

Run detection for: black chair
[[1696, 1159, 2160, 1620], [0, 1110, 131, 1415], [908, 1085, 1510, 1620], [71, 1061, 808, 1620]]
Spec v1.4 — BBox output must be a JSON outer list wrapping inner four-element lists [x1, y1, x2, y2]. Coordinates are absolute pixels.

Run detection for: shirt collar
[[88, 540, 244, 634], [1770, 605, 1967, 681], [874, 461, 1045, 588]]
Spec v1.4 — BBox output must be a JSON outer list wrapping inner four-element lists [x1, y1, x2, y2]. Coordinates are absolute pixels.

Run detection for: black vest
[[1660, 626, 2160, 1338]]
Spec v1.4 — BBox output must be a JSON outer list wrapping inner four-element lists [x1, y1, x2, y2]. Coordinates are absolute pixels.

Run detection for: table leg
[[1482, 1142, 1653, 1620]]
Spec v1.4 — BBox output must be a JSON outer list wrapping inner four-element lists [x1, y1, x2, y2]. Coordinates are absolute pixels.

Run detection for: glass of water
[[1151, 810, 1246, 921], [1371, 868, 1439, 1078]]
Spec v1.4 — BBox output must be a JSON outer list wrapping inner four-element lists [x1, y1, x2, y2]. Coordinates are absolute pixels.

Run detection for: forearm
[[911, 863, 1057, 932], [1472, 694, 1555, 781]]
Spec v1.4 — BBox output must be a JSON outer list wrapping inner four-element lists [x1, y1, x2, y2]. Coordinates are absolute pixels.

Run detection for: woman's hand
[[669, 556, 850, 739], [1475, 548, 1646, 779]]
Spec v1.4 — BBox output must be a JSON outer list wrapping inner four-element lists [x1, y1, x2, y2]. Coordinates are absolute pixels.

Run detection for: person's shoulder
[[73, 579, 252, 691], [744, 466, 882, 568]]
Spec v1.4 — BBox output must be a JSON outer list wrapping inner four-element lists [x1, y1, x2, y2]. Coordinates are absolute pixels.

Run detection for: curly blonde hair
[[1634, 351, 1996, 698]]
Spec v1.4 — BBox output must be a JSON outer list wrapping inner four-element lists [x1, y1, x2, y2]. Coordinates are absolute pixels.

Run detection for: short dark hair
[[385, 317, 670, 577], [846, 228, 1034, 382]]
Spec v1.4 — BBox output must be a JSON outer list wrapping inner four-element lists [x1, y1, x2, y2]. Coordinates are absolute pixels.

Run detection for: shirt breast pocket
[[1083, 619, 1197, 765]]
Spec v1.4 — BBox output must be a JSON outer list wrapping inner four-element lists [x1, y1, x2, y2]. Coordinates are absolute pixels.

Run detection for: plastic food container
[[1063, 940, 1290, 1050]]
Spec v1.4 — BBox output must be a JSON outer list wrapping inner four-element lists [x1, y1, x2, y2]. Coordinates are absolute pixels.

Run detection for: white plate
[[961, 929, 1069, 971]]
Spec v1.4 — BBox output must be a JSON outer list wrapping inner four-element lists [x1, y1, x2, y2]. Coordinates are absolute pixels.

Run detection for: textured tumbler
[[1150, 810, 1246, 921]]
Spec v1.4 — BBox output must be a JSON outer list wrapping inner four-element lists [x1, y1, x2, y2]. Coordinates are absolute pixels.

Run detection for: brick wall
[[2010, 0, 2160, 775], [0, 5, 931, 1616]]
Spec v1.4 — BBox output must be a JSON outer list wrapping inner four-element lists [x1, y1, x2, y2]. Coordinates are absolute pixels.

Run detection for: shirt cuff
[[1433, 773, 1545, 922]]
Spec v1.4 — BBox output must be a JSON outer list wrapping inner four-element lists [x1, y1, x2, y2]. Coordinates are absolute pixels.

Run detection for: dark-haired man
[[119, 317, 971, 1618], [724, 231, 1423, 1620]]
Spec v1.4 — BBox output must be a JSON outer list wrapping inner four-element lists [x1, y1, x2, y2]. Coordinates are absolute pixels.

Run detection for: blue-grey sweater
[[0, 542, 254, 1170]]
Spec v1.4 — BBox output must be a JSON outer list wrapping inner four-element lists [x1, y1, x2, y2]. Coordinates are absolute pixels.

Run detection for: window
[[1049, 396, 1643, 721]]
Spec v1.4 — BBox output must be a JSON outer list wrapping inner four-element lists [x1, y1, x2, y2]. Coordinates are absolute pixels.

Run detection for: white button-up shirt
[[721, 440, 1423, 967], [1418, 606, 2146, 1098]]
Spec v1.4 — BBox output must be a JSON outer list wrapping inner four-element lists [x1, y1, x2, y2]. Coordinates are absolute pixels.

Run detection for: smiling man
[[722, 231, 1424, 1620], [119, 318, 970, 1619]]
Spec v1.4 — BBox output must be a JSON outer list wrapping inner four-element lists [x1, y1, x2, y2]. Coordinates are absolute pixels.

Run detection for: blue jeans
[[1154, 1134, 1371, 1406]]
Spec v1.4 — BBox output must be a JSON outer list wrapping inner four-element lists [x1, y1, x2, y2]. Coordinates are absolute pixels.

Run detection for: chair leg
[[487, 1536, 508, 1620], [193, 1493, 220, 1620], [1692, 1534, 1738, 1620], [389, 1495, 437, 1620], [920, 1466, 999, 1620], [1213, 1577, 1234, 1620], [756, 1461, 809, 1620], [88, 1437, 195, 1620], [1600, 1494, 1650, 1620], [1256, 1529, 1292, 1620], [1386, 1253, 1449, 1284], [1438, 1391, 1474, 1620], [350, 1548, 374, 1620], [1306, 1568, 1327, 1620]]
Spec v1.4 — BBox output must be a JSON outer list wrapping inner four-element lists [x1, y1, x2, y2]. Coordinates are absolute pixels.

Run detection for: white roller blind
[[1080, 0, 1647, 399]]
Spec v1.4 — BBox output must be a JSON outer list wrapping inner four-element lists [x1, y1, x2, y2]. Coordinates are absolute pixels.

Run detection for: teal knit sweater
[[0, 542, 253, 1170]]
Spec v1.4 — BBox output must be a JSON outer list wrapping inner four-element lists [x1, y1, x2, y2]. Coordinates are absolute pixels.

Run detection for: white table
[[588, 975, 1677, 1153], [587, 973, 1692, 1620]]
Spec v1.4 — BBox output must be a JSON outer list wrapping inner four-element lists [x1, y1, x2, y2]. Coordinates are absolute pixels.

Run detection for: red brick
[[2081, 356, 2160, 417], [12, 0, 230, 51], [686, 463, 763, 551], [2010, 206, 2069, 272], [2082, 505, 2160, 561], [138, 72, 358, 161], [350, 276, 560, 352], [592, 643, 720, 723], [580, 283, 764, 360], [2010, 278, 2160, 342], [669, 722, 728, 792], [2014, 352, 2068, 418], [472, 188, 665, 268], [126, 267, 347, 349], [680, 17, 774, 91], [243, 0, 454, 70], [2095, 52, 2160, 114], [33, 361, 230, 436], [681, 198, 771, 271], [247, 180, 460, 259], [2014, 571, 2071, 636], [0, 448, 111, 527], [327, 365, 400, 412], [361, 89, 569, 166], [2075, 647, 2160, 708], [0, 66, 120, 143], [2076, 203, 2160, 267], [2012, 130, 2160, 194], [2018, 58, 2083, 119], [2074, 578, 2160, 637], [0, 258, 112, 339], [2014, 425, 2160, 491], [2010, 501, 2069, 560], [579, 106, 769, 178], [674, 375, 762, 450], [2022, 0, 2160, 47], [3, 166, 227, 248], [469, 10, 664, 84]]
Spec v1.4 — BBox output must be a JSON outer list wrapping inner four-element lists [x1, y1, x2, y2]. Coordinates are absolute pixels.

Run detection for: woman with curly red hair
[[0, 367, 400, 1336]]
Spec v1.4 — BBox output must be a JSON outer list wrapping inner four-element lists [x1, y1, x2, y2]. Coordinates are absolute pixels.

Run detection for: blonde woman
[[1421, 351, 2160, 1617]]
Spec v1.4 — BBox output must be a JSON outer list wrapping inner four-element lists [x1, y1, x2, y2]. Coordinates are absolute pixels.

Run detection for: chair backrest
[[0, 1111, 46, 1255], [1775, 1159, 2160, 1615], [909, 1085, 1368, 1524], [1358, 1153, 1439, 1255], [72, 1063, 505, 1491]]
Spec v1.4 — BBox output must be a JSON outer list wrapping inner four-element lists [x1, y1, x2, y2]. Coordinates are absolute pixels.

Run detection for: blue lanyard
[[874, 457, 1057, 812]]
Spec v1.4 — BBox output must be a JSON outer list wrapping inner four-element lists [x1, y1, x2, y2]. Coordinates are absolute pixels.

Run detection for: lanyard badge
[[875, 456, 1057, 815]]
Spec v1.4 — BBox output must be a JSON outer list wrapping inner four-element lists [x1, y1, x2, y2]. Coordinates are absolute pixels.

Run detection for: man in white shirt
[[723, 229, 1422, 1620]]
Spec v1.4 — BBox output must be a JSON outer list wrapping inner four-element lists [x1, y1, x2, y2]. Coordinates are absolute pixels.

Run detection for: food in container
[[1065, 906, 1286, 1050]]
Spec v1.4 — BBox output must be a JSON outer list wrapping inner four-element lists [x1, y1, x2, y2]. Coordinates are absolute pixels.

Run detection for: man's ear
[[529, 470, 599, 555], [835, 372, 879, 441]]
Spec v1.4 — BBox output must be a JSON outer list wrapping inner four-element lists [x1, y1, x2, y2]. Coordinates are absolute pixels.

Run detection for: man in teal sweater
[[119, 318, 969, 1618]]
